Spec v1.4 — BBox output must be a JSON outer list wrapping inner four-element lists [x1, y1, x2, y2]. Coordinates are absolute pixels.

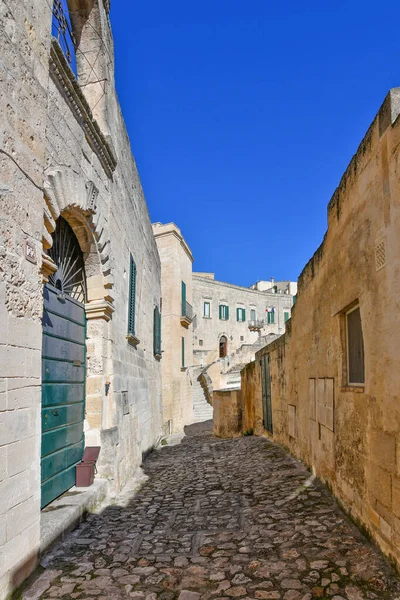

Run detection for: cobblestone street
[[24, 423, 400, 600]]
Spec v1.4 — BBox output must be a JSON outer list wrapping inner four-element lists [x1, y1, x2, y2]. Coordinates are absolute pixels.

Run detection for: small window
[[346, 305, 365, 385], [250, 309, 256, 321], [267, 309, 275, 324], [199, 339, 203, 347], [284, 311, 290, 322], [204, 302, 211, 318], [219, 304, 229, 320], [181, 337, 185, 368], [236, 307, 246, 322], [219, 336, 228, 358], [240, 336, 244, 342], [153, 305, 161, 358], [128, 255, 137, 336]]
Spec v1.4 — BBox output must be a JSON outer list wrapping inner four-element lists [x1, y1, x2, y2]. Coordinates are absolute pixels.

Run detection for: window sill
[[181, 367, 187, 372], [126, 334, 140, 347], [340, 385, 365, 393], [203, 316, 211, 319]]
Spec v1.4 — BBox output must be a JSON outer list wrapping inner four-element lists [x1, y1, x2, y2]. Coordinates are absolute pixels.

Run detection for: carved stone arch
[[41, 167, 114, 321]]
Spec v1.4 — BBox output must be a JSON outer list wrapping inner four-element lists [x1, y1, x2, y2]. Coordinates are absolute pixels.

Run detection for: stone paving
[[24, 422, 400, 600]]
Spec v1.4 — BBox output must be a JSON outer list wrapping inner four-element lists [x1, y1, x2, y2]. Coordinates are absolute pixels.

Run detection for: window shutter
[[181, 336, 185, 368], [128, 255, 136, 335], [154, 306, 161, 357], [219, 305, 222, 320], [236, 308, 239, 321], [242, 309, 246, 322], [226, 305, 229, 320], [181, 281, 186, 316]]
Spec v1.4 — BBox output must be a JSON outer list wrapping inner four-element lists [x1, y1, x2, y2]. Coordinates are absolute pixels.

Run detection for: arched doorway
[[41, 217, 87, 507], [219, 335, 228, 358]]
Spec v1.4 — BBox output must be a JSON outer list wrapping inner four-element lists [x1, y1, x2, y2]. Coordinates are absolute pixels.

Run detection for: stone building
[[0, 0, 162, 595], [240, 88, 400, 567], [193, 273, 295, 367], [153, 223, 194, 435]]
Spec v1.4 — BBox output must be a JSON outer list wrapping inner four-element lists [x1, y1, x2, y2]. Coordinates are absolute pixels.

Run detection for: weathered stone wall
[[153, 223, 194, 434], [193, 275, 293, 368], [0, 0, 162, 596], [213, 389, 243, 438], [241, 88, 400, 567]]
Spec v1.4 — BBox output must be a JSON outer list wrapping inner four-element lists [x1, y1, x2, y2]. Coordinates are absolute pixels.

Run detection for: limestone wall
[[0, 1, 162, 595], [153, 223, 194, 434], [241, 88, 400, 567]]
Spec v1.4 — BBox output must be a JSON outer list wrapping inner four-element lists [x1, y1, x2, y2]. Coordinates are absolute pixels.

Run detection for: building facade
[[193, 273, 295, 368], [240, 88, 400, 568], [0, 1, 162, 596], [153, 223, 194, 434]]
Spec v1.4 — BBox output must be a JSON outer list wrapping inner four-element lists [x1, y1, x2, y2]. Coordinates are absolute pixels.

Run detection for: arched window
[[219, 336, 228, 358]]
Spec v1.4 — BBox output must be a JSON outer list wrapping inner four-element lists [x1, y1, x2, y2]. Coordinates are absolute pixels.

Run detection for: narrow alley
[[23, 423, 400, 600]]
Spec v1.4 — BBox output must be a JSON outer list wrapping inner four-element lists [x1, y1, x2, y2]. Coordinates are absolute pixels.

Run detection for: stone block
[[7, 436, 38, 477], [0, 471, 32, 512], [6, 494, 39, 539], [366, 504, 380, 529], [0, 346, 26, 377], [85, 394, 102, 414], [316, 378, 325, 426], [365, 461, 392, 509], [380, 516, 392, 541], [7, 315, 41, 350], [0, 521, 39, 584], [0, 408, 37, 447], [7, 384, 40, 410], [0, 390, 6, 411], [288, 404, 297, 438], [324, 378, 334, 432], [368, 429, 396, 473], [392, 476, 400, 519], [309, 378, 316, 421], [0, 445, 7, 483]]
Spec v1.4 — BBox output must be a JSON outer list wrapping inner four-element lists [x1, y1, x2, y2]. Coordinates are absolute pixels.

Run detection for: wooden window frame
[[345, 304, 365, 386], [203, 301, 211, 318]]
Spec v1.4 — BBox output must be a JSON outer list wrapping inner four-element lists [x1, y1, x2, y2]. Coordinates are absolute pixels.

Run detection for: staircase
[[192, 367, 213, 423]]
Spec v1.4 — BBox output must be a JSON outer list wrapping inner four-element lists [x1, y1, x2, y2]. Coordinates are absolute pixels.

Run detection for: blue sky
[[111, 1, 399, 287]]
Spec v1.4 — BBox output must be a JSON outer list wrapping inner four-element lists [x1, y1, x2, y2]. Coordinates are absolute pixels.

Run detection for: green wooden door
[[261, 354, 273, 434], [41, 284, 86, 508]]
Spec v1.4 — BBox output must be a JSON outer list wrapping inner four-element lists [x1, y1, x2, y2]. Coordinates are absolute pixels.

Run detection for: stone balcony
[[180, 301, 193, 328], [248, 319, 264, 332]]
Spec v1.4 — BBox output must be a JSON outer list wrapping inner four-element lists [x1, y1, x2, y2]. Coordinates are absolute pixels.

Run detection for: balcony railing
[[180, 301, 193, 328], [248, 319, 264, 331]]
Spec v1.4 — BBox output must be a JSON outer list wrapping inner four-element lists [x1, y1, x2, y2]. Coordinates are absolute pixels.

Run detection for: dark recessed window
[[346, 305, 365, 385]]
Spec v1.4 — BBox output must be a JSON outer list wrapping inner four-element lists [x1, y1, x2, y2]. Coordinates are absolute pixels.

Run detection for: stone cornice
[[85, 298, 114, 321], [49, 39, 117, 179]]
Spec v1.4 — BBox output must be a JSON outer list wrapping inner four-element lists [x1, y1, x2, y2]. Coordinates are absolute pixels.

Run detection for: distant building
[[153, 223, 194, 435], [192, 273, 296, 368]]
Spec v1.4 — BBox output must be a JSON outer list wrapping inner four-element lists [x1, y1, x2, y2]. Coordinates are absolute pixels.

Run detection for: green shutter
[[284, 311, 289, 322], [226, 305, 229, 321], [128, 255, 136, 335], [242, 309, 246, 322], [181, 336, 185, 368], [219, 305, 222, 320], [181, 281, 186, 316], [236, 308, 239, 321], [154, 306, 161, 356]]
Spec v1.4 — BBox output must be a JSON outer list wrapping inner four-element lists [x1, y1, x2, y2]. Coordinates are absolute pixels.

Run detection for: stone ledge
[[49, 39, 117, 179], [40, 478, 109, 556]]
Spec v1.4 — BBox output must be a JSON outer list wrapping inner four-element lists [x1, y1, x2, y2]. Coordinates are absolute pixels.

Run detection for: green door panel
[[42, 335, 85, 363], [42, 421, 84, 457], [42, 358, 85, 383], [41, 465, 77, 509], [43, 286, 86, 324], [41, 284, 86, 509], [41, 440, 84, 482], [42, 401, 84, 431], [42, 311, 85, 345], [42, 383, 84, 407]]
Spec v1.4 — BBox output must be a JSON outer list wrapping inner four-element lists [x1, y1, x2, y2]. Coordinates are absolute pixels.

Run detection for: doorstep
[[40, 478, 109, 555]]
